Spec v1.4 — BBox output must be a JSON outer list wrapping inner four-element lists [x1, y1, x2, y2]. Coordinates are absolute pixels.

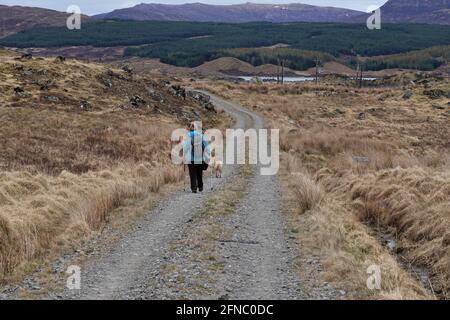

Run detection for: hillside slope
[[96, 2, 362, 23], [0, 49, 223, 284], [0, 5, 91, 37], [352, 0, 450, 24], [194, 57, 301, 76]]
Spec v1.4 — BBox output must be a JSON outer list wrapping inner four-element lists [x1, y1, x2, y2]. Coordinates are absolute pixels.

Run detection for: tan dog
[[211, 157, 223, 178]]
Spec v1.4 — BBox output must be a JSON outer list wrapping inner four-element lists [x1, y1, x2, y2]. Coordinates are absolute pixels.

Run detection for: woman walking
[[184, 122, 210, 193]]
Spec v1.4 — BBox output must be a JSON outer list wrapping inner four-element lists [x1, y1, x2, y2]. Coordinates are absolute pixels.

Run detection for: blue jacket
[[183, 130, 210, 164]]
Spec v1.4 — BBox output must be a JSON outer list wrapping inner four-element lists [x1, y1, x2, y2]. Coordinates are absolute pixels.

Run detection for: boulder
[[47, 96, 59, 102], [80, 99, 91, 110], [159, 79, 171, 86], [55, 56, 66, 63], [17, 53, 32, 60], [423, 89, 445, 99], [14, 86, 24, 96], [187, 90, 211, 104], [106, 69, 127, 81], [432, 104, 445, 110], [122, 65, 133, 74], [402, 90, 413, 100], [130, 95, 146, 108], [357, 112, 366, 120], [35, 79, 55, 91], [148, 87, 163, 101], [168, 85, 186, 98], [99, 77, 113, 88]]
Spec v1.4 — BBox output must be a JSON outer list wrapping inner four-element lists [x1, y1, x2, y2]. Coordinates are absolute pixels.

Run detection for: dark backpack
[[191, 135, 209, 171]]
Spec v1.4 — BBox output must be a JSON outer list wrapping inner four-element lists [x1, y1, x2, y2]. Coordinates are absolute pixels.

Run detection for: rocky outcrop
[[187, 90, 216, 113]]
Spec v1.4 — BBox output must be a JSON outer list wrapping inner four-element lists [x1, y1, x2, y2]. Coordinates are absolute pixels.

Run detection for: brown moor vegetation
[[0, 49, 224, 282], [195, 74, 450, 299]]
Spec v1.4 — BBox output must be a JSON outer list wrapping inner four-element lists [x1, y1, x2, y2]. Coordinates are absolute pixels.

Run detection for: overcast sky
[[0, 1, 388, 15]]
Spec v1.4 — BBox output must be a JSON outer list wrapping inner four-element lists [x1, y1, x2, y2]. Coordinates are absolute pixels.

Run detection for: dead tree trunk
[[277, 59, 280, 84], [315, 57, 320, 85], [359, 65, 364, 88], [355, 61, 360, 88]]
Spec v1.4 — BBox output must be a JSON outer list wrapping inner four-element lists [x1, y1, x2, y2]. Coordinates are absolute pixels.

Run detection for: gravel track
[[202, 93, 304, 299], [8, 92, 307, 300]]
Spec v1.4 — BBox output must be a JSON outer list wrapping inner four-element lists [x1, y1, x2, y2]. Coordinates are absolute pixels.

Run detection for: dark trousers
[[188, 164, 204, 192]]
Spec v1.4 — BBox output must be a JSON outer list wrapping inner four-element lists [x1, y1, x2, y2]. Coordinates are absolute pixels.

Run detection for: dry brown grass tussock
[[293, 173, 323, 215], [0, 50, 229, 283], [0, 163, 183, 279], [198, 78, 449, 299], [284, 154, 430, 299], [318, 166, 450, 297]]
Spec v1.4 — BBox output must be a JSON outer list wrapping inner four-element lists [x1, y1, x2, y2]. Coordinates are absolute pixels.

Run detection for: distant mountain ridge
[[0, 5, 91, 38], [95, 2, 363, 23], [352, 0, 450, 24], [1, 1, 449, 41]]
